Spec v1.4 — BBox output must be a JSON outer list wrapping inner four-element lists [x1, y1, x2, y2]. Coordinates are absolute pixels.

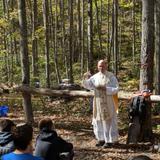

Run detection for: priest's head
[[97, 59, 107, 73]]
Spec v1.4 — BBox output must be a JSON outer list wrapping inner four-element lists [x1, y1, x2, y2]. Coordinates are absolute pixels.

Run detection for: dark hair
[[0, 119, 15, 132], [128, 155, 152, 160], [38, 118, 53, 131], [13, 123, 33, 150]]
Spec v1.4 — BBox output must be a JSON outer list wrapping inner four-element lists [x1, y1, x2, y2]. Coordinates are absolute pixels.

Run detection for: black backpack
[[128, 96, 147, 123]]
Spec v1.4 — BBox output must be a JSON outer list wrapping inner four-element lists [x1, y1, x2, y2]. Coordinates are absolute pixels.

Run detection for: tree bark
[[155, 0, 160, 94], [14, 86, 160, 102], [140, 0, 154, 91], [60, 0, 69, 79], [81, 0, 85, 76], [2, 0, 9, 82], [68, 0, 74, 83], [107, 0, 111, 64], [87, 0, 94, 74], [95, 0, 102, 54], [132, 0, 136, 62], [139, 0, 154, 142], [113, 0, 118, 75], [77, 0, 81, 61], [32, 0, 38, 78], [54, 0, 61, 84], [18, 0, 33, 123], [43, 0, 50, 88]]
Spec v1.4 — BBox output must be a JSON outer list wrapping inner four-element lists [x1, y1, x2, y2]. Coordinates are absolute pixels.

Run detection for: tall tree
[[3, 1, 11, 82], [107, 0, 111, 63], [77, 0, 81, 61], [2, 0, 9, 82], [32, 0, 38, 78], [140, 0, 154, 91], [59, 0, 69, 78], [18, 0, 33, 123], [68, 0, 73, 83], [95, 0, 102, 54], [132, 0, 136, 62], [139, 0, 154, 142], [155, 0, 160, 94], [113, 0, 118, 75], [81, 0, 85, 76], [88, 0, 94, 74], [54, 0, 61, 83], [43, 0, 50, 88]]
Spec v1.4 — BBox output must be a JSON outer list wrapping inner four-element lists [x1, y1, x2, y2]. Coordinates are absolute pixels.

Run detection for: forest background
[[0, 1, 160, 159], [1, 0, 159, 122], [0, 0, 144, 90]]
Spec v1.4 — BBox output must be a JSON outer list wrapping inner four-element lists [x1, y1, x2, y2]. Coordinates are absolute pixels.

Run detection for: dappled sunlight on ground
[[1, 97, 160, 160]]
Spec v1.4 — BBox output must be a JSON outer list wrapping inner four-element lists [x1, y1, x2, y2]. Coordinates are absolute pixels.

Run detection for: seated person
[[1, 123, 43, 160], [0, 119, 15, 156], [128, 155, 152, 160], [34, 118, 74, 160]]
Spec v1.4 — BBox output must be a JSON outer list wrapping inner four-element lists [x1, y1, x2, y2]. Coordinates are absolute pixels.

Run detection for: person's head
[[128, 155, 152, 160], [0, 119, 15, 132], [13, 123, 33, 151], [38, 118, 54, 131], [97, 59, 107, 73]]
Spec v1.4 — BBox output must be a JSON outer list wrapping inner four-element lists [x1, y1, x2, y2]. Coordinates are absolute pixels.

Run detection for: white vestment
[[83, 71, 119, 143]]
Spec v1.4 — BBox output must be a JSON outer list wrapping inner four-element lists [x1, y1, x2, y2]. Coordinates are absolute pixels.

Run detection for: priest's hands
[[96, 85, 106, 90], [83, 71, 92, 80]]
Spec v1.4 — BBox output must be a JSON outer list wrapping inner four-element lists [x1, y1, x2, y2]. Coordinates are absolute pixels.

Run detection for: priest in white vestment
[[82, 60, 119, 148]]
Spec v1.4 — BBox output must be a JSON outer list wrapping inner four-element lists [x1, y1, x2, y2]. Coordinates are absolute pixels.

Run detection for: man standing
[[82, 59, 119, 148]]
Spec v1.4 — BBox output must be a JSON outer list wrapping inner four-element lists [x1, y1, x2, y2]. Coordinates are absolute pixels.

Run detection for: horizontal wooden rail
[[13, 85, 160, 102]]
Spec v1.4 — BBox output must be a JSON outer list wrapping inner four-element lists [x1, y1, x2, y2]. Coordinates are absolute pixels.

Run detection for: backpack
[[128, 96, 147, 123]]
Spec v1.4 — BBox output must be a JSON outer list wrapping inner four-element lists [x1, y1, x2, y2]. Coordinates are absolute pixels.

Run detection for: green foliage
[[120, 0, 133, 9], [73, 63, 82, 84], [35, 27, 45, 40], [0, 18, 9, 29], [0, 0, 142, 90]]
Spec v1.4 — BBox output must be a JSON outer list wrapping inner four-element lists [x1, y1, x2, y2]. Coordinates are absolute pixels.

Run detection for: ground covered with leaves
[[2, 96, 160, 160]]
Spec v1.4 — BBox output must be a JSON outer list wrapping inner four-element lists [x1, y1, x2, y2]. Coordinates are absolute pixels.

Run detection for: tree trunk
[[139, 0, 154, 143], [111, 2, 114, 70], [95, 0, 102, 54], [2, 1, 8, 82], [155, 0, 160, 94], [32, 0, 38, 78], [4, 1, 11, 82], [140, 0, 154, 91], [43, 0, 50, 88], [68, 0, 74, 83], [77, 0, 81, 61], [81, 0, 85, 76], [18, 0, 33, 123], [132, 0, 136, 62], [60, 0, 69, 79], [87, 0, 94, 74], [107, 0, 111, 64], [54, 0, 61, 84], [113, 0, 118, 76]]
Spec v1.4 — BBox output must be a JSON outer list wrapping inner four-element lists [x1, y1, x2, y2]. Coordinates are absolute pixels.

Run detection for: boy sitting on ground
[[34, 118, 74, 160], [0, 119, 15, 156], [1, 123, 43, 160]]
